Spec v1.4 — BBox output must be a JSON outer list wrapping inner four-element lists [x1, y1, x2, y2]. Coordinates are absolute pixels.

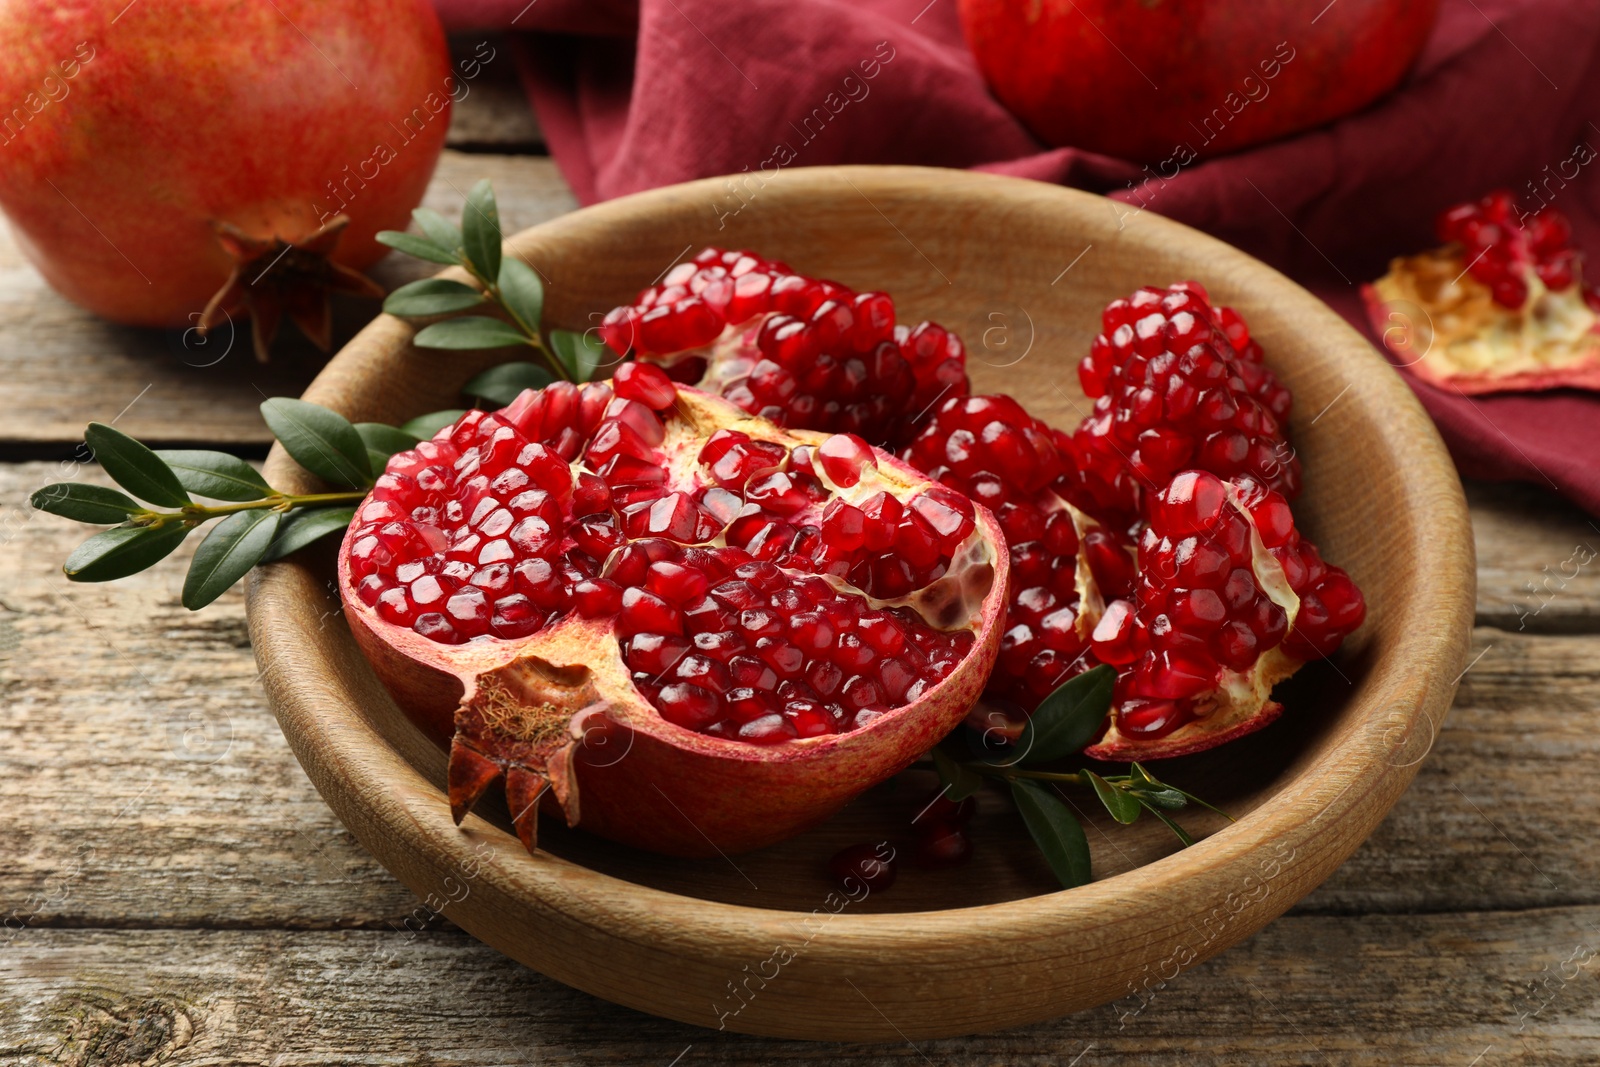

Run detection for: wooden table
[[4, 38, 1600, 1065]]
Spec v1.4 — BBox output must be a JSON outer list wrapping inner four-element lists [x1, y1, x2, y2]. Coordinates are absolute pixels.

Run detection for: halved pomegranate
[[1084, 470, 1364, 760], [1365, 191, 1600, 394], [337, 372, 1007, 856], [1070, 282, 1299, 525], [598, 247, 970, 446]]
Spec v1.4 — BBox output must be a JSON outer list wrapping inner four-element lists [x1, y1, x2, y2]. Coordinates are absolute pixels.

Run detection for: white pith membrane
[[338, 386, 1005, 854], [1082, 482, 1303, 760], [1367, 246, 1600, 394]]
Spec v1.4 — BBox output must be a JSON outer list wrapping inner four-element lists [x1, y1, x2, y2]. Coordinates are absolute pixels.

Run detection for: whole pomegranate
[[340, 373, 1008, 857], [0, 0, 451, 352], [958, 0, 1439, 162]]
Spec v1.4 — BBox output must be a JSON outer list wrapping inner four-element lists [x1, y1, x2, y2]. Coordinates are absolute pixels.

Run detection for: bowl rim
[[247, 164, 1475, 1038]]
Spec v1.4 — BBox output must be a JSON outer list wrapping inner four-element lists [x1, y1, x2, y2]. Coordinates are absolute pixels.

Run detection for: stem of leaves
[[929, 665, 1232, 889], [377, 179, 611, 385]]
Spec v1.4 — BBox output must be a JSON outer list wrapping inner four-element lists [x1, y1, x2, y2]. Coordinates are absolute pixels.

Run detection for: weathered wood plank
[[0, 152, 575, 450], [445, 34, 544, 152], [1, 913, 1595, 1063], [1469, 480, 1600, 634], [1, 465, 1597, 929]]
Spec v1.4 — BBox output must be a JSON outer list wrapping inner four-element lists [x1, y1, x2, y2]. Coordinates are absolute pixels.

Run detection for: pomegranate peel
[[1367, 191, 1600, 395], [339, 384, 1008, 856]]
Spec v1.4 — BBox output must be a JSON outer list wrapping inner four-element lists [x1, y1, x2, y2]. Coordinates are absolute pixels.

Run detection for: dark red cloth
[[438, 0, 1600, 516]]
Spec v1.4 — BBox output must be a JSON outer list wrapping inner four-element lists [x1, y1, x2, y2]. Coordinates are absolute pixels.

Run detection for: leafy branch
[[377, 178, 610, 392], [34, 178, 618, 608], [929, 665, 1232, 889]]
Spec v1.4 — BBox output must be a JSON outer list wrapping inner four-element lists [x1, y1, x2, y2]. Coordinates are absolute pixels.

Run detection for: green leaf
[[463, 361, 555, 406], [383, 278, 485, 318], [931, 745, 984, 802], [30, 483, 144, 524], [1016, 663, 1116, 764], [413, 316, 531, 351], [548, 329, 608, 382], [63, 522, 190, 582], [1124, 762, 1189, 810], [1139, 801, 1197, 847], [498, 257, 544, 331], [376, 230, 460, 266], [182, 509, 281, 609], [412, 207, 462, 253], [460, 178, 502, 282], [259, 399, 372, 489], [1010, 780, 1092, 890], [399, 410, 467, 440], [83, 423, 190, 507], [261, 506, 357, 563], [1086, 771, 1142, 825], [354, 423, 420, 471], [154, 449, 273, 502]]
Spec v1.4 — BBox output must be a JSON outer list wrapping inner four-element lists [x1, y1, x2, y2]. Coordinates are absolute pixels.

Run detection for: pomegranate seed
[[827, 842, 897, 892], [913, 823, 972, 869]]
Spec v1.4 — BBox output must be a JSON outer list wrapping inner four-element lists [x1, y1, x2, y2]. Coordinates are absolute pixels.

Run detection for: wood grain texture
[[248, 166, 1475, 1039], [0, 152, 575, 450], [3, 911, 1599, 1065]]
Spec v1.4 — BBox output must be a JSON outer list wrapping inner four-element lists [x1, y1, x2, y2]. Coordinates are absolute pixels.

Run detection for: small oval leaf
[[463, 362, 555, 406], [461, 177, 502, 282], [154, 449, 274, 502], [383, 278, 485, 318], [1010, 779, 1092, 889], [1086, 771, 1142, 825], [413, 316, 531, 351], [498, 257, 545, 332], [30, 483, 144, 524], [261, 506, 357, 563], [84, 423, 191, 507], [1017, 663, 1116, 764], [376, 230, 460, 265], [399, 410, 467, 440], [548, 328, 609, 382], [63, 522, 190, 582], [412, 207, 463, 253], [354, 423, 420, 466], [259, 398, 372, 489], [182, 509, 281, 609]]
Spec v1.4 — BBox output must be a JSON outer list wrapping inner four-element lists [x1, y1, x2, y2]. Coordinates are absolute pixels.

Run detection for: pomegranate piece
[[339, 381, 1008, 857], [901, 393, 1116, 710], [599, 247, 971, 446], [1083, 470, 1364, 761], [1069, 281, 1299, 524], [1365, 190, 1600, 395]]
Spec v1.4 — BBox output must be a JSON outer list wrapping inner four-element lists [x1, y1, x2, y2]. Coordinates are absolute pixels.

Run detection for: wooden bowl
[[246, 165, 1474, 1041]]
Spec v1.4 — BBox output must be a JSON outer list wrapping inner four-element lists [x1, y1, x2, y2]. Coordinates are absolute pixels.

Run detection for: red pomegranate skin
[[957, 0, 1439, 162], [0, 0, 451, 327]]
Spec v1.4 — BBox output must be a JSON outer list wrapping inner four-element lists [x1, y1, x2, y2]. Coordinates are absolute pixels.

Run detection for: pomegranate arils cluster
[[621, 546, 973, 743], [1092, 471, 1291, 741], [600, 247, 969, 445], [1072, 281, 1299, 524], [1435, 190, 1590, 308], [903, 394, 1103, 706], [348, 375, 986, 748]]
